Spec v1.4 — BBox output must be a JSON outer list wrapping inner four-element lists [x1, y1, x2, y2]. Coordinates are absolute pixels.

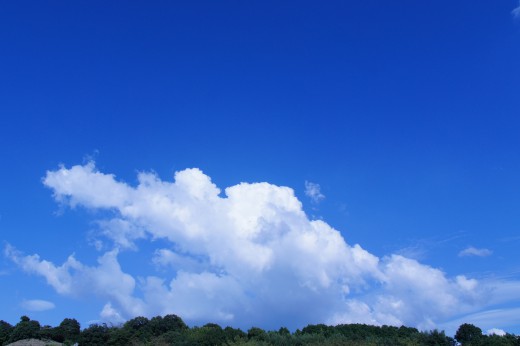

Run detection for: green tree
[[278, 327, 290, 336], [247, 327, 267, 342], [7, 316, 41, 344], [123, 316, 149, 332], [302, 323, 334, 337], [107, 327, 132, 346], [58, 318, 81, 344], [186, 323, 226, 346], [149, 314, 188, 337], [421, 329, 455, 346], [122, 316, 151, 342], [0, 320, 13, 345], [455, 323, 483, 346], [80, 323, 110, 346], [38, 325, 60, 342], [224, 326, 247, 342]]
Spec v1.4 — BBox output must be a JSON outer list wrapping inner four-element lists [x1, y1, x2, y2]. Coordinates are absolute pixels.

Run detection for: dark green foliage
[[298, 323, 457, 346], [123, 316, 153, 342], [149, 314, 188, 336], [248, 326, 268, 341], [224, 326, 247, 341], [455, 323, 483, 346], [155, 329, 189, 345], [7, 316, 41, 344], [278, 327, 290, 336], [301, 324, 334, 337], [107, 326, 132, 346], [38, 325, 61, 342], [186, 323, 227, 346], [0, 314, 518, 346], [58, 317, 81, 344], [0, 320, 13, 345], [103, 313, 190, 345], [419, 329, 455, 346], [124, 316, 149, 331], [79, 323, 110, 346], [472, 333, 520, 346]]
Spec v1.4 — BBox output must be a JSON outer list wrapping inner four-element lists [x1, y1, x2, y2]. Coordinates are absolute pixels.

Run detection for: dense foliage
[[0, 315, 518, 346]]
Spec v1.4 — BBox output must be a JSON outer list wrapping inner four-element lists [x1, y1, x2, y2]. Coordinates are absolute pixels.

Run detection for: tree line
[[0, 314, 518, 346]]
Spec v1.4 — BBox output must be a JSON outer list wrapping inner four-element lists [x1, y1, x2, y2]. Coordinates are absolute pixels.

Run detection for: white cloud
[[95, 218, 146, 250], [6, 244, 145, 318], [21, 299, 55, 312], [458, 246, 492, 257], [304, 181, 325, 204], [487, 328, 506, 336], [329, 256, 486, 331], [513, 1, 520, 18], [100, 303, 126, 323], [5, 162, 520, 331], [5, 244, 80, 295]]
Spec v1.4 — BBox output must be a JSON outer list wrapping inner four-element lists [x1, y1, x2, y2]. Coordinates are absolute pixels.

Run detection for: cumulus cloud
[[329, 256, 484, 331], [304, 181, 325, 204], [4, 162, 517, 331], [21, 299, 55, 312], [458, 246, 492, 257], [487, 328, 506, 336]]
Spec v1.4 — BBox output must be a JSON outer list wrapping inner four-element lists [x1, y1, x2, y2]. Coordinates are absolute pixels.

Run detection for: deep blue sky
[[1, 0, 520, 335]]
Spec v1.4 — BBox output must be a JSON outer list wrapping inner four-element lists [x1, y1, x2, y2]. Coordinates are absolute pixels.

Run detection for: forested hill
[[0, 315, 518, 346]]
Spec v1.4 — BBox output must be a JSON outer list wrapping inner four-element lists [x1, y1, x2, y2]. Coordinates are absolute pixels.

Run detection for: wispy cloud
[[21, 299, 55, 312], [304, 181, 325, 204], [513, 1, 520, 18], [394, 232, 467, 261], [0, 269, 9, 276], [459, 246, 492, 257], [439, 307, 520, 336]]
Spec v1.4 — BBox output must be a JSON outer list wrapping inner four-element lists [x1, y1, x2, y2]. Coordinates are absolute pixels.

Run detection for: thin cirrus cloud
[[4, 162, 520, 331], [439, 306, 520, 336], [458, 246, 493, 258], [21, 299, 55, 312], [513, 1, 520, 17]]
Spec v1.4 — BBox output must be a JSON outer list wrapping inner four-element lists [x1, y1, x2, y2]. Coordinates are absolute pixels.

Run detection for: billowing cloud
[[458, 246, 492, 257], [20, 299, 55, 312], [304, 181, 325, 204], [4, 162, 519, 331]]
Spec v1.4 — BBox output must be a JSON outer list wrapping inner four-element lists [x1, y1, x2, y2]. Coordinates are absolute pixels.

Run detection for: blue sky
[[1, 0, 520, 336]]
